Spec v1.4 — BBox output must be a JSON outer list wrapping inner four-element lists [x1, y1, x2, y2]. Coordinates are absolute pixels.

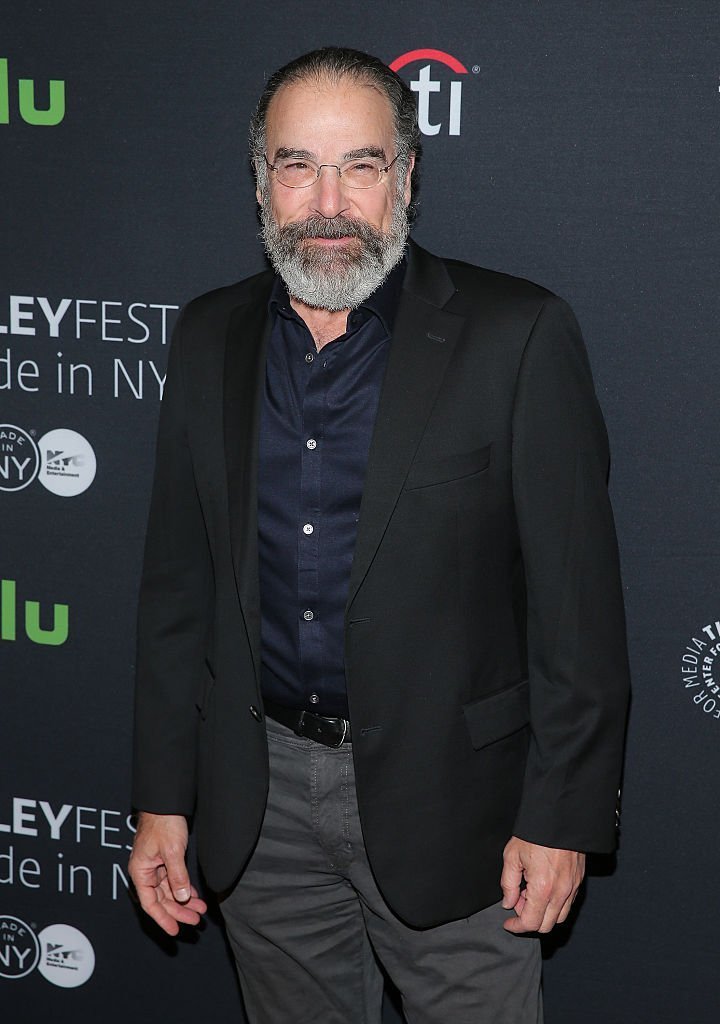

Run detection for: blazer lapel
[[223, 276, 273, 678], [346, 243, 466, 611], [222, 248, 466, 649]]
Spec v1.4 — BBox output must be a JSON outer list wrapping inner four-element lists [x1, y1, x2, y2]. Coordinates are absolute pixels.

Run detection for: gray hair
[[249, 46, 421, 218]]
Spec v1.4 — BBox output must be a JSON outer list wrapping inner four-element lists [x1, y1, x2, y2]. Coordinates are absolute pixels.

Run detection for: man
[[129, 46, 630, 1023]]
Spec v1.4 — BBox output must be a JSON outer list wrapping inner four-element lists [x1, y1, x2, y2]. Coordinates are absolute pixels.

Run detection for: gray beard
[[259, 192, 409, 311]]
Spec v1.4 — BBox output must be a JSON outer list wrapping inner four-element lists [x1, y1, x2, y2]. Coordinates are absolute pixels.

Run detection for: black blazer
[[132, 241, 630, 928]]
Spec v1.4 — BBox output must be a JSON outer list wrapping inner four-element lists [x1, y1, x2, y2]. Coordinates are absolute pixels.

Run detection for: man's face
[[258, 75, 414, 311]]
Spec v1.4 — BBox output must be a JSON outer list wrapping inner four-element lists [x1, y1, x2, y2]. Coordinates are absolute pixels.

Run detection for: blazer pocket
[[405, 443, 491, 490], [196, 658, 216, 721], [462, 678, 530, 750]]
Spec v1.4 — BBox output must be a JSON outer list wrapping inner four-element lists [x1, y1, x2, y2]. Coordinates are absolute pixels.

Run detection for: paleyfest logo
[[0, 916, 94, 987], [680, 619, 720, 722], [0, 424, 96, 496], [389, 48, 476, 136]]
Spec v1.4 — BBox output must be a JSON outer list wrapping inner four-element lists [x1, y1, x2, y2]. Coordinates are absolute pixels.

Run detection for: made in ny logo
[[0, 916, 94, 987], [389, 48, 478, 136], [0, 58, 65, 126], [0, 424, 96, 496]]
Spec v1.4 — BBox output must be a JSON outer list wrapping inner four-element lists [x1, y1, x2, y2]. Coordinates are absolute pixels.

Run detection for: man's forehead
[[265, 75, 394, 137]]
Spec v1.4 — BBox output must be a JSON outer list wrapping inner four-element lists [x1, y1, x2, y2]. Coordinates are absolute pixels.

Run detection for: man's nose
[[310, 165, 349, 218]]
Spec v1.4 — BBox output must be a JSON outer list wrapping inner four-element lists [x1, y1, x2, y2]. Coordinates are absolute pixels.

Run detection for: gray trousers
[[219, 714, 543, 1024]]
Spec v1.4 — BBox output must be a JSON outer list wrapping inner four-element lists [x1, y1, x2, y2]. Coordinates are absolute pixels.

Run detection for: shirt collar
[[268, 257, 406, 336]]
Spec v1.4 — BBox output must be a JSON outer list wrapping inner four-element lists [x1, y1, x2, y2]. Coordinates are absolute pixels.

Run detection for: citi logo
[[0, 57, 66, 126], [0, 578, 69, 646], [390, 49, 470, 136]]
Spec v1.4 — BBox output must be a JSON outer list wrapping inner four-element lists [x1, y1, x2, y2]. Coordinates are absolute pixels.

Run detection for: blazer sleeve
[[131, 308, 213, 817], [510, 294, 630, 853]]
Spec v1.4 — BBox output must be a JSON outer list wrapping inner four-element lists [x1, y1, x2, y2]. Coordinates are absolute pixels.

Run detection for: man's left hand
[[501, 837, 585, 934]]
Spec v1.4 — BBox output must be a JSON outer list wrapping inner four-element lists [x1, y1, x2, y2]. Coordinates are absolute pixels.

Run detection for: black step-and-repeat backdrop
[[2, 3, 718, 1021]]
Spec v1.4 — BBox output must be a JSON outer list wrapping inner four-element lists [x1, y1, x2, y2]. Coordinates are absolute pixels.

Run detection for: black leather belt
[[263, 699, 352, 747]]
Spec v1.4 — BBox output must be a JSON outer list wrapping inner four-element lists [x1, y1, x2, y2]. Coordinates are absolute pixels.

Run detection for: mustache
[[278, 215, 382, 243]]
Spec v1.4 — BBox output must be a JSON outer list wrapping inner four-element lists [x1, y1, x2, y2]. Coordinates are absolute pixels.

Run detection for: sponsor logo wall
[[0, 916, 95, 988], [2, 3, 718, 1022], [0, 295, 178, 402], [1, 425, 95, 496]]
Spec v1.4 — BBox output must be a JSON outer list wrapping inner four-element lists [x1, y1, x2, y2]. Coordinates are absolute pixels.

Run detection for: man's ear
[[404, 153, 416, 208], [254, 161, 263, 205]]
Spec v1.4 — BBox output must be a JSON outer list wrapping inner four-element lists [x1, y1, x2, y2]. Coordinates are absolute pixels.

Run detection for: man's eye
[[348, 162, 375, 173], [284, 161, 310, 172]]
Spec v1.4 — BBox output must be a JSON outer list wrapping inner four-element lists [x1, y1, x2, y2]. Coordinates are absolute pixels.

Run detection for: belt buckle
[[330, 718, 348, 748], [294, 709, 348, 747]]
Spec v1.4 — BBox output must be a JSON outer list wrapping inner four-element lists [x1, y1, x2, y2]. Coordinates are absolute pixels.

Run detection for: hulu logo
[[1, 579, 69, 645], [0, 57, 66, 126]]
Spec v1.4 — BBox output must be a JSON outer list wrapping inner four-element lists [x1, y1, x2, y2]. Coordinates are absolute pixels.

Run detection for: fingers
[[504, 882, 571, 934], [555, 886, 578, 926], [134, 877, 183, 936], [158, 874, 207, 926], [163, 840, 193, 902], [132, 867, 207, 936], [500, 838, 524, 910], [501, 840, 585, 934], [128, 813, 207, 936]]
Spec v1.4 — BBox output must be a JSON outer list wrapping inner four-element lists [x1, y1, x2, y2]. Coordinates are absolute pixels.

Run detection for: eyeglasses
[[264, 153, 400, 190]]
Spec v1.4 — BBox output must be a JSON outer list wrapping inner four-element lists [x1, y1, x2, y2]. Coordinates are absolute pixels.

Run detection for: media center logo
[[680, 619, 720, 722], [0, 915, 95, 987], [0, 424, 96, 496]]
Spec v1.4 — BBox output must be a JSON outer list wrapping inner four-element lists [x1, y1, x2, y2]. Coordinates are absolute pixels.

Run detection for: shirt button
[[306, 438, 317, 450], [249, 704, 262, 721], [303, 609, 314, 621], [305, 352, 314, 363], [302, 523, 314, 535], [309, 693, 320, 704]]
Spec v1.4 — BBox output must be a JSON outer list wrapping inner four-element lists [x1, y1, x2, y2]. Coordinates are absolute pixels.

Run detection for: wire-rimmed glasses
[[264, 153, 400, 189]]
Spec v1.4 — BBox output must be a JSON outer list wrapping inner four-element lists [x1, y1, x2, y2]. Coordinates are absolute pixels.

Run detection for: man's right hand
[[128, 811, 207, 936]]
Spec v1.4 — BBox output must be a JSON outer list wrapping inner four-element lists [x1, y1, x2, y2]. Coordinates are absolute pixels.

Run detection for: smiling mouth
[[306, 236, 356, 245], [300, 234, 362, 250]]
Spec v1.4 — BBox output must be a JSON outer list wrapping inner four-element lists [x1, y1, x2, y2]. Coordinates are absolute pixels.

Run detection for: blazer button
[[249, 705, 263, 722]]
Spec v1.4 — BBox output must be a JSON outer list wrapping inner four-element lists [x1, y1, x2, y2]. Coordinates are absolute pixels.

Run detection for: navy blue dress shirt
[[258, 262, 405, 718]]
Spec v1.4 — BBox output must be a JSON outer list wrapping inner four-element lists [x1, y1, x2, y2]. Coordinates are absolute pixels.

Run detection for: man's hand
[[501, 836, 585, 934], [128, 811, 207, 936]]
